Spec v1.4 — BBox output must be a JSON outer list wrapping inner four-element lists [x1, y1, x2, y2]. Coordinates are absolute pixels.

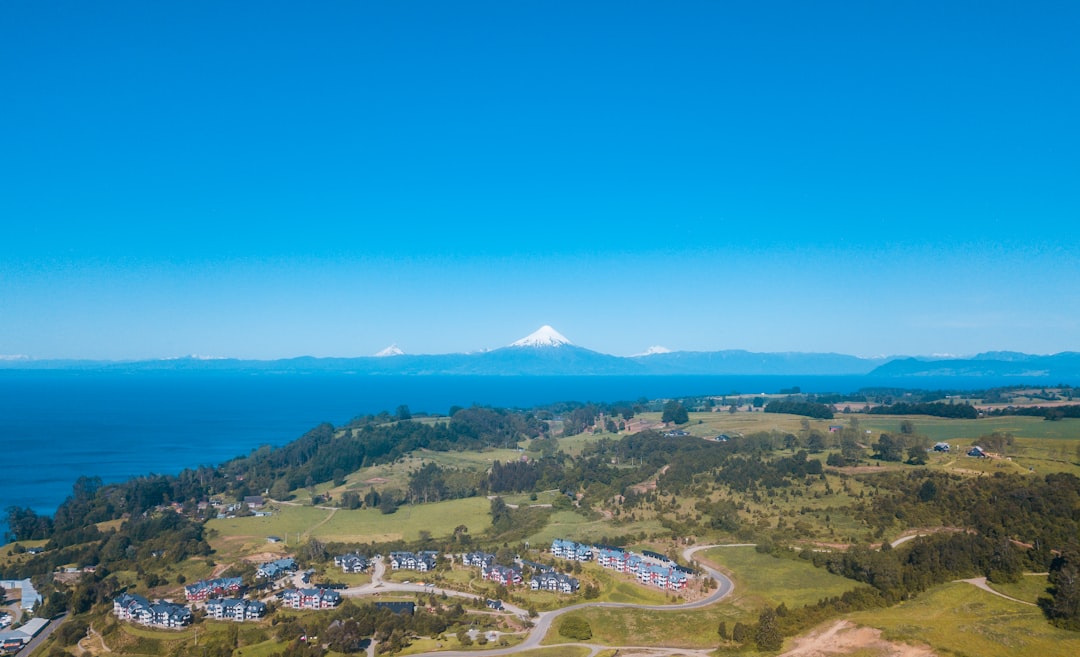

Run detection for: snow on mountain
[[374, 344, 405, 357], [509, 325, 573, 348], [634, 345, 672, 357]]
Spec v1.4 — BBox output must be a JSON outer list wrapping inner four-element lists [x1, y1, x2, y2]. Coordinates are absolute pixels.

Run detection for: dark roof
[[375, 601, 415, 615]]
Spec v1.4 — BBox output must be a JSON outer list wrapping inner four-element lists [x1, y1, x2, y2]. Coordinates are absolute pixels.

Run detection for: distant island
[[4, 325, 1079, 379]]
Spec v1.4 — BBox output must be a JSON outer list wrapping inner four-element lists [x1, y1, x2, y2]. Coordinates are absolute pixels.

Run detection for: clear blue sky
[[2, 1, 1078, 359]]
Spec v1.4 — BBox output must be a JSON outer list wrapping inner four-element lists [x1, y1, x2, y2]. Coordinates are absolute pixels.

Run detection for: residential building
[[113, 593, 192, 628], [256, 557, 297, 579], [529, 571, 579, 593], [184, 577, 243, 601], [280, 587, 341, 610], [463, 551, 495, 568], [389, 551, 437, 572], [205, 598, 267, 621], [482, 564, 522, 586], [550, 539, 592, 561], [333, 553, 370, 573]]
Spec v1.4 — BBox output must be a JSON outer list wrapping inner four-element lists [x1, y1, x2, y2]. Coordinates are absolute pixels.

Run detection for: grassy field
[[318, 447, 528, 500], [986, 573, 1051, 605], [703, 546, 861, 609], [850, 581, 1080, 657], [207, 497, 493, 549], [499, 648, 591, 657], [525, 510, 668, 546]]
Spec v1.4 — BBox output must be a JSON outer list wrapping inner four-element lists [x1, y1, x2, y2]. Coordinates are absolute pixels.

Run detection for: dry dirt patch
[[780, 620, 936, 657]]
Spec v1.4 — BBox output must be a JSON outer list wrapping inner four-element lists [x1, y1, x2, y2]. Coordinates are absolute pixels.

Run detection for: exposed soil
[[780, 620, 936, 657]]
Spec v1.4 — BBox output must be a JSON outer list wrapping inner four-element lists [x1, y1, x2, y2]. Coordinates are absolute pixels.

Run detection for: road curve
[[345, 544, 737, 657]]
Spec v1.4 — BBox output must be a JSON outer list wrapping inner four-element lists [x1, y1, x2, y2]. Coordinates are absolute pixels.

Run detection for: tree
[[378, 491, 398, 514], [270, 479, 291, 501], [873, 433, 905, 462], [1042, 545, 1080, 630], [662, 401, 689, 425], [899, 420, 916, 434], [396, 405, 412, 421], [300, 538, 327, 563], [717, 621, 728, 641], [731, 622, 749, 643], [907, 445, 928, 465], [755, 607, 783, 651]]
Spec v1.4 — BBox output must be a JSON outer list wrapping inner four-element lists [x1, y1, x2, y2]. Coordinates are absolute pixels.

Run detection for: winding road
[[342, 544, 737, 657]]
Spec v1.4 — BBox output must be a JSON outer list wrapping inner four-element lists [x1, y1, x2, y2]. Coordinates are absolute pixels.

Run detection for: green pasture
[[850, 581, 1080, 657], [208, 497, 492, 548], [703, 546, 859, 609], [859, 415, 1080, 442], [688, 411, 834, 437], [525, 510, 669, 546], [318, 447, 528, 500], [315, 497, 493, 542], [501, 647, 591, 657]]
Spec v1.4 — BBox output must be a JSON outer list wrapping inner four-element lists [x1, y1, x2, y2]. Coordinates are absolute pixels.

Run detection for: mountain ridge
[[3, 326, 1078, 378]]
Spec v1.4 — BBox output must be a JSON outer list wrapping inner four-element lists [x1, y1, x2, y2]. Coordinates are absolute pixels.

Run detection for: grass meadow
[[850, 581, 1080, 657]]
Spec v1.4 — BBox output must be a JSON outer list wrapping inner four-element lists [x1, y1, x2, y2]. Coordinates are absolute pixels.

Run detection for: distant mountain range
[[3, 326, 1078, 379]]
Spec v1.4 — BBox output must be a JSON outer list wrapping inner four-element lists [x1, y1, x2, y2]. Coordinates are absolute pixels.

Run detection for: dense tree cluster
[[764, 399, 834, 419], [866, 401, 978, 419]]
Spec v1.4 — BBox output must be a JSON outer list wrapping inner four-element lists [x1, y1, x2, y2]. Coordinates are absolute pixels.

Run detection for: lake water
[[0, 370, 1061, 538]]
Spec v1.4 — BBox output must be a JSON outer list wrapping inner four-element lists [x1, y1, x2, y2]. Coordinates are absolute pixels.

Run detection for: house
[[113, 593, 192, 628], [389, 551, 437, 572], [267, 536, 283, 543], [184, 577, 243, 601], [256, 557, 297, 579], [244, 495, 265, 508], [485, 599, 503, 610], [550, 539, 593, 562], [967, 446, 988, 458], [530, 571, 579, 593], [281, 587, 341, 610], [482, 564, 522, 586], [464, 551, 495, 568], [375, 601, 415, 615], [205, 598, 267, 621], [334, 553, 370, 573], [934, 442, 951, 452], [520, 559, 551, 573]]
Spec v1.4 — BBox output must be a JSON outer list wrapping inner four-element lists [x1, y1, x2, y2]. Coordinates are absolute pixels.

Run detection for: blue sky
[[2, 1, 1078, 359]]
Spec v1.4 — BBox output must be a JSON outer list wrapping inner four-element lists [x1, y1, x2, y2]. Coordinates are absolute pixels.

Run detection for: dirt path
[[304, 507, 338, 538], [779, 619, 936, 657]]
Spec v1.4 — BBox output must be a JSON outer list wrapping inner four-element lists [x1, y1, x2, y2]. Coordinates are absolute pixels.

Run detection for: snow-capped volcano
[[374, 344, 405, 357], [509, 325, 573, 348]]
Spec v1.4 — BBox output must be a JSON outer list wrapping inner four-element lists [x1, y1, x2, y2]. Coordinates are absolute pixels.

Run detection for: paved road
[[343, 545, 737, 657], [18, 612, 66, 657]]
